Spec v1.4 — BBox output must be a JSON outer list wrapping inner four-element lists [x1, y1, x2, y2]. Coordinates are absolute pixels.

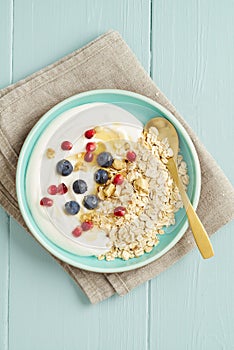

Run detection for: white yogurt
[[26, 103, 143, 256]]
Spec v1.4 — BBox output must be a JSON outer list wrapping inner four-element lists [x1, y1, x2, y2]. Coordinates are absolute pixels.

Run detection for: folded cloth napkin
[[0, 30, 234, 304]]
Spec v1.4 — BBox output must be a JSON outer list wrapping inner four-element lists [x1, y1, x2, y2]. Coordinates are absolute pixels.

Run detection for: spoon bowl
[[145, 117, 179, 159]]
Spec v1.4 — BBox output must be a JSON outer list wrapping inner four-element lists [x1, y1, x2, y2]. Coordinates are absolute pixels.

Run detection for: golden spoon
[[145, 117, 214, 259]]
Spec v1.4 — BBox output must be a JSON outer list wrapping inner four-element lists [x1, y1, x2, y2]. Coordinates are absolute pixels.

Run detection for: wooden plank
[[0, 1, 13, 349], [0, 209, 10, 350], [8, 1, 151, 349], [150, 1, 234, 349], [0, 0, 13, 89]]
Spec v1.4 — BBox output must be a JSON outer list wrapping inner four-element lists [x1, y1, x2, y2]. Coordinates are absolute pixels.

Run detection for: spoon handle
[[167, 158, 214, 259]]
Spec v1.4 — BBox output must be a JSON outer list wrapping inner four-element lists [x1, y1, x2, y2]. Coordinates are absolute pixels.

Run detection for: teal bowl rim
[[16, 89, 201, 273]]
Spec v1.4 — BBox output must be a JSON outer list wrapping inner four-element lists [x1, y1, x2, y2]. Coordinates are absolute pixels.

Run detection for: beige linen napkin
[[0, 31, 234, 304]]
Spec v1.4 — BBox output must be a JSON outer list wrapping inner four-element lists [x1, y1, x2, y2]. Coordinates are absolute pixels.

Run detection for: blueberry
[[56, 159, 73, 176], [64, 201, 80, 215], [94, 169, 109, 184], [83, 195, 99, 210], [73, 179, 88, 194], [97, 152, 113, 167]]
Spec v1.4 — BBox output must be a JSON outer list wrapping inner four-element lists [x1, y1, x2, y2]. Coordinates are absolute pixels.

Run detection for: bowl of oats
[[16, 90, 201, 272]]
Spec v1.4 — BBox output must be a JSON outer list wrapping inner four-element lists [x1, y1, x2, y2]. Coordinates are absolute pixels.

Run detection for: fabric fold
[[0, 30, 233, 304]]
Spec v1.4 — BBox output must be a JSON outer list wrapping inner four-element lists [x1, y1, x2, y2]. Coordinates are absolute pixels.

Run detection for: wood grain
[[13, 0, 151, 80], [0, 0, 13, 89]]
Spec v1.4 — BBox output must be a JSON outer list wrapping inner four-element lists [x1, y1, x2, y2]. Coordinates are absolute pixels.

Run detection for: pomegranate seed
[[113, 174, 124, 185], [84, 152, 94, 162], [47, 185, 57, 195], [84, 129, 96, 139], [114, 206, 126, 217], [72, 226, 83, 237], [40, 197, 53, 207], [81, 221, 94, 231], [86, 142, 96, 152], [57, 183, 68, 194], [61, 141, 73, 150], [126, 151, 136, 162]]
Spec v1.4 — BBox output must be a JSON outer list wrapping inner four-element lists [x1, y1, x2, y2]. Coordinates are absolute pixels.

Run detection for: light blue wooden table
[[0, 1, 234, 349]]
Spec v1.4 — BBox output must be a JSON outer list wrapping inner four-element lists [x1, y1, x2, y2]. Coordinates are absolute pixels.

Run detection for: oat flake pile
[[81, 127, 190, 261]]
